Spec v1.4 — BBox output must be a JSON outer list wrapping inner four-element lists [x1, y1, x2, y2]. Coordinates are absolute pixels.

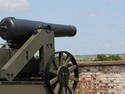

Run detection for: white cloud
[[0, 0, 31, 12]]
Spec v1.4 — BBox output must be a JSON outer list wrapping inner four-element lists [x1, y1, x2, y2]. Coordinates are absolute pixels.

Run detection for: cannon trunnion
[[0, 17, 79, 94]]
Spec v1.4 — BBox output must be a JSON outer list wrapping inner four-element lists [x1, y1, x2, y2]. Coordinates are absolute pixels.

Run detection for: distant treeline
[[75, 54, 125, 59], [95, 54, 122, 61]]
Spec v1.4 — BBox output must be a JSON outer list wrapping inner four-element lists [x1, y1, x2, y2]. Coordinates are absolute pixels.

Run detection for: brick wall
[[75, 61, 125, 94]]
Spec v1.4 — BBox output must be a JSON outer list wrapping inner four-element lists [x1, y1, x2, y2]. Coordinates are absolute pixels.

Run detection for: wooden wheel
[[45, 51, 79, 94]]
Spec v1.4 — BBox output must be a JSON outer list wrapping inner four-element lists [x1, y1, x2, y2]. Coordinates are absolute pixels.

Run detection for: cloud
[[0, 0, 31, 12]]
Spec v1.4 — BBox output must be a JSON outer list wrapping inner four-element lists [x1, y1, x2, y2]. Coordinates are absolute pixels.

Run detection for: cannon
[[0, 17, 76, 49], [0, 17, 76, 40], [0, 17, 79, 94]]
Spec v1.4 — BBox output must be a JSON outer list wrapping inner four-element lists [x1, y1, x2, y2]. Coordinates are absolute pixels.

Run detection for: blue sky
[[0, 0, 125, 55]]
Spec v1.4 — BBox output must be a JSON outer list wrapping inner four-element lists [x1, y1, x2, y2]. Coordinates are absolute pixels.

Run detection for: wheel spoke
[[50, 70, 57, 75], [64, 55, 71, 66], [50, 76, 58, 86], [59, 85, 63, 94], [53, 59, 58, 70], [54, 83, 60, 94], [68, 65, 77, 72], [69, 75, 79, 81], [66, 83, 74, 94], [59, 52, 63, 66], [62, 86, 67, 94]]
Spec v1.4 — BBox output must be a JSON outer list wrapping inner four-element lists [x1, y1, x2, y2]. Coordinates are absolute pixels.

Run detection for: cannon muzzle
[[0, 17, 76, 40]]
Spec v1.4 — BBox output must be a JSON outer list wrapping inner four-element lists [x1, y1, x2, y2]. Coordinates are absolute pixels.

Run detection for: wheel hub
[[58, 66, 69, 85]]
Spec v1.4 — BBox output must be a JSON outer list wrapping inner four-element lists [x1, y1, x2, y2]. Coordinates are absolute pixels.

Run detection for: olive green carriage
[[0, 17, 79, 94]]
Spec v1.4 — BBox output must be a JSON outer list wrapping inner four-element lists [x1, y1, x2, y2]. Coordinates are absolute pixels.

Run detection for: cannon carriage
[[0, 17, 79, 94]]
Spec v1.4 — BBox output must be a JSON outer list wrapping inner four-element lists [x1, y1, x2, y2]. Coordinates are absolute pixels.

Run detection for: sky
[[0, 0, 125, 55]]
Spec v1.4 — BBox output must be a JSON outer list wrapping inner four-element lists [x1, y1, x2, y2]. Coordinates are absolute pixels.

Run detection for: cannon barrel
[[0, 17, 76, 40]]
